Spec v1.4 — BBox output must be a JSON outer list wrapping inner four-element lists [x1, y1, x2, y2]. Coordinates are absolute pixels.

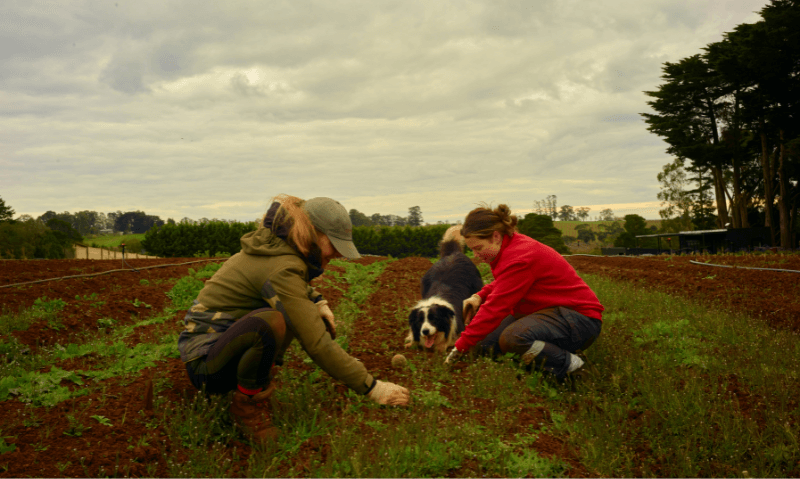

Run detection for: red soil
[[0, 252, 798, 477], [564, 253, 800, 331]]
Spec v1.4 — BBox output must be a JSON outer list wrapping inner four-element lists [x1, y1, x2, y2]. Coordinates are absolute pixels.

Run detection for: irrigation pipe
[[563, 254, 800, 274], [688, 260, 800, 274], [0, 258, 228, 289]]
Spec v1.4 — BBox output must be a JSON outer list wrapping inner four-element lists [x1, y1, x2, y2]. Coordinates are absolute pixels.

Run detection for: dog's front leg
[[404, 331, 414, 348]]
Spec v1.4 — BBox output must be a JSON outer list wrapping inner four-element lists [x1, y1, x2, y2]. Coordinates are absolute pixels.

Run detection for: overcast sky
[[2, 0, 767, 224]]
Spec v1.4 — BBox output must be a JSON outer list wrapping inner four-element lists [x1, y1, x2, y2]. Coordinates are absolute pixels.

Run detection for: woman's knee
[[497, 322, 530, 354], [254, 310, 286, 344]]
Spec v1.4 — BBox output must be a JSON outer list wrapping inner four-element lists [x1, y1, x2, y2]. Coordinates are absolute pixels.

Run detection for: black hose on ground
[[0, 258, 228, 289], [562, 254, 800, 274], [688, 260, 800, 274]]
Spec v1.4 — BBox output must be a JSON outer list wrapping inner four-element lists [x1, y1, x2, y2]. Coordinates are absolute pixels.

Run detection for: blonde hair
[[264, 194, 318, 256], [461, 203, 518, 239]]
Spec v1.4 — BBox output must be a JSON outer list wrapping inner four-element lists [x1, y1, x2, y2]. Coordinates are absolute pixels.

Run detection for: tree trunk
[[731, 94, 749, 229], [712, 165, 729, 228], [778, 130, 791, 249], [731, 156, 747, 228], [706, 99, 729, 229], [760, 119, 776, 246]]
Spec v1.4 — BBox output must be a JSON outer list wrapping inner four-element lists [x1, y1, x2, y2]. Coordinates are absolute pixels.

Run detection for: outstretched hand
[[368, 380, 410, 406], [444, 347, 464, 368], [317, 300, 336, 339], [462, 294, 482, 325]]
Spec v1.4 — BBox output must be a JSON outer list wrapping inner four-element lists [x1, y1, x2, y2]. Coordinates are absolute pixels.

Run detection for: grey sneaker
[[566, 353, 584, 373]]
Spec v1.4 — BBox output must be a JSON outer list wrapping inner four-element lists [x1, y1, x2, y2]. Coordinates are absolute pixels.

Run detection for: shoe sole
[[520, 340, 545, 365]]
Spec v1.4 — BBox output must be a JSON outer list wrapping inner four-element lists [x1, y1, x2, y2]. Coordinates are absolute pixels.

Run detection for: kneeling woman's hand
[[444, 347, 464, 367], [368, 380, 410, 406], [317, 300, 336, 339], [462, 294, 482, 325]]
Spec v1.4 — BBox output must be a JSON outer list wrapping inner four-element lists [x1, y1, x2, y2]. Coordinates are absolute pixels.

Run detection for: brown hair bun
[[462, 202, 518, 239]]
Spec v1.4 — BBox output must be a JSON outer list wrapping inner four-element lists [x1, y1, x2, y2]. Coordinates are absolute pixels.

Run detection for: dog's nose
[[422, 328, 430, 336]]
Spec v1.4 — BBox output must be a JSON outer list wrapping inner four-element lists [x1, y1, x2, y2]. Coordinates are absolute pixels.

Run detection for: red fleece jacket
[[454, 233, 604, 352]]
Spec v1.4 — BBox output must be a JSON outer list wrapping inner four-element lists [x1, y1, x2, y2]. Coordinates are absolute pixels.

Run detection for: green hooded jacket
[[177, 227, 375, 394]]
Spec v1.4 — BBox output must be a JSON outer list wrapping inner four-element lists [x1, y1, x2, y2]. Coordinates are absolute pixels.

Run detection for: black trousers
[[185, 308, 286, 394], [479, 307, 602, 378]]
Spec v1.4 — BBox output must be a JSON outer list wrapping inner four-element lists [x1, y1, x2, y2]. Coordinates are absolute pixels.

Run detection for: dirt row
[[564, 253, 800, 332], [1, 252, 798, 477]]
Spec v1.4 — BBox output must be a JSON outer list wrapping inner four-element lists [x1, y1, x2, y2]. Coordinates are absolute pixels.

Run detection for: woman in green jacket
[[178, 195, 409, 441]]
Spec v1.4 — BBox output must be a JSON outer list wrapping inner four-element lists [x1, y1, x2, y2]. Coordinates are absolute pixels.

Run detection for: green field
[[552, 219, 662, 238], [86, 233, 146, 248]]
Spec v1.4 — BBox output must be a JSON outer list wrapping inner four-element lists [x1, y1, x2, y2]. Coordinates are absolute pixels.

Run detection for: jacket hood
[[240, 202, 325, 280]]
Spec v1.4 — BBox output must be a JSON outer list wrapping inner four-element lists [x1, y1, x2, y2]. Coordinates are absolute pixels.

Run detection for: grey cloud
[[3, 0, 771, 222], [100, 56, 149, 93]]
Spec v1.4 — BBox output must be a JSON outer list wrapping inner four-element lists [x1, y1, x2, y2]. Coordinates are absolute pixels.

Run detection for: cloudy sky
[[2, 0, 767, 224]]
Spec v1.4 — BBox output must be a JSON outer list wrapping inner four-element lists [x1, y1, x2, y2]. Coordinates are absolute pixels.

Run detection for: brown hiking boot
[[230, 382, 279, 442]]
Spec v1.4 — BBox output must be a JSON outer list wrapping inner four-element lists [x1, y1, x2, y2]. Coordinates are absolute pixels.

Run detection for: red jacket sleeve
[[455, 259, 536, 351]]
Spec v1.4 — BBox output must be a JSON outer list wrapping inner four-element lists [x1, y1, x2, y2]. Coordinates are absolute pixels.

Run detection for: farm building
[[623, 227, 772, 255]]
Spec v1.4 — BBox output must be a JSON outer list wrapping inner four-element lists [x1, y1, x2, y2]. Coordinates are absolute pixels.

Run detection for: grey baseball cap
[[304, 197, 361, 260]]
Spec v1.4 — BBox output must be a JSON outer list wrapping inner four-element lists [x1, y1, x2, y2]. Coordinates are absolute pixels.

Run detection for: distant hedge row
[[352, 224, 452, 258], [141, 221, 455, 258], [0, 220, 79, 259], [142, 218, 570, 259], [141, 221, 258, 257]]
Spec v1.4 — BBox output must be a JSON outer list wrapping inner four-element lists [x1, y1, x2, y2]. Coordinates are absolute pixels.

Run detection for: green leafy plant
[[96, 317, 116, 328], [32, 297, 67, 313], [415, 383, 452, 408], [63, 414, 90, 437], [131, 298, 152, 309], [91, 415, 112, 427], [0, 434, 15, 454]]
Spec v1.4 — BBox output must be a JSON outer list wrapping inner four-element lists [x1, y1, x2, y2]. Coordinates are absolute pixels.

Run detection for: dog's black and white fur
[[405, 226, 484, 352]]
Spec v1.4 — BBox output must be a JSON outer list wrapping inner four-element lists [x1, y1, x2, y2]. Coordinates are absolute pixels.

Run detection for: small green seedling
[[131, 299, 152, 309], [91, 415, 112, 427]]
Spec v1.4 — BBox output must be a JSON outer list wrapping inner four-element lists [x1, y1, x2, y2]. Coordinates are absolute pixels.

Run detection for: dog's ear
[[408, 309, 422, 341]]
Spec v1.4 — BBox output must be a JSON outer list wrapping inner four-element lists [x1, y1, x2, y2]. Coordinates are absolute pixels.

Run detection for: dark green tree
[[115, 211, 164, 234], [407, 206, 423, 226], [642, 54, 731, 228], [45, 218, 83, 243], [575, 224, 596, 243], [598, 209, 615, 221], [557, 205, 575, 222], [73, 210, 100, 236], [517, 213, 569, 254], [0, 196, 15, 222], [349, 209, 372, 227], [614, 214, 656, 248], [596, 221, 624, 243]]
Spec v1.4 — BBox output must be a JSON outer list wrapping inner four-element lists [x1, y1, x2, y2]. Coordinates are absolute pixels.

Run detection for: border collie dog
[[405, 226, 484, 352]]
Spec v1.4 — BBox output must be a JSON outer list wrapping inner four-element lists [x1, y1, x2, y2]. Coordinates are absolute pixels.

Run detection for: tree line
[[348, 206, 424, 227], [0, 197, 191, 258], [644, 0, 800, 248], [1, 194, 636, 259], [531, 195, 616, 222], [11, 209, 169, 236], [0, 196, 83, 259]]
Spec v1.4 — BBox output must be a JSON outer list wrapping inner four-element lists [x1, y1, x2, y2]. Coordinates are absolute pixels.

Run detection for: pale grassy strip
[[87, 234, 146, 248], [553, 219, 662, 238]]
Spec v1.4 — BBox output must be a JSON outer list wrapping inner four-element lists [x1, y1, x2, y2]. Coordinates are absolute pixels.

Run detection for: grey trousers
[[478, 307, 602, 378]]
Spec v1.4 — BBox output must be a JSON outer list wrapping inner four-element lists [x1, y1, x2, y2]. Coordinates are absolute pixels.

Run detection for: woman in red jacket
[[444, 204, 603, 380]]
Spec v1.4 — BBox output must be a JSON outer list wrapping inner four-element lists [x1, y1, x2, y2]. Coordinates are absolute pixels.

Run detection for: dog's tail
[[440, 225, 466, 257]]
